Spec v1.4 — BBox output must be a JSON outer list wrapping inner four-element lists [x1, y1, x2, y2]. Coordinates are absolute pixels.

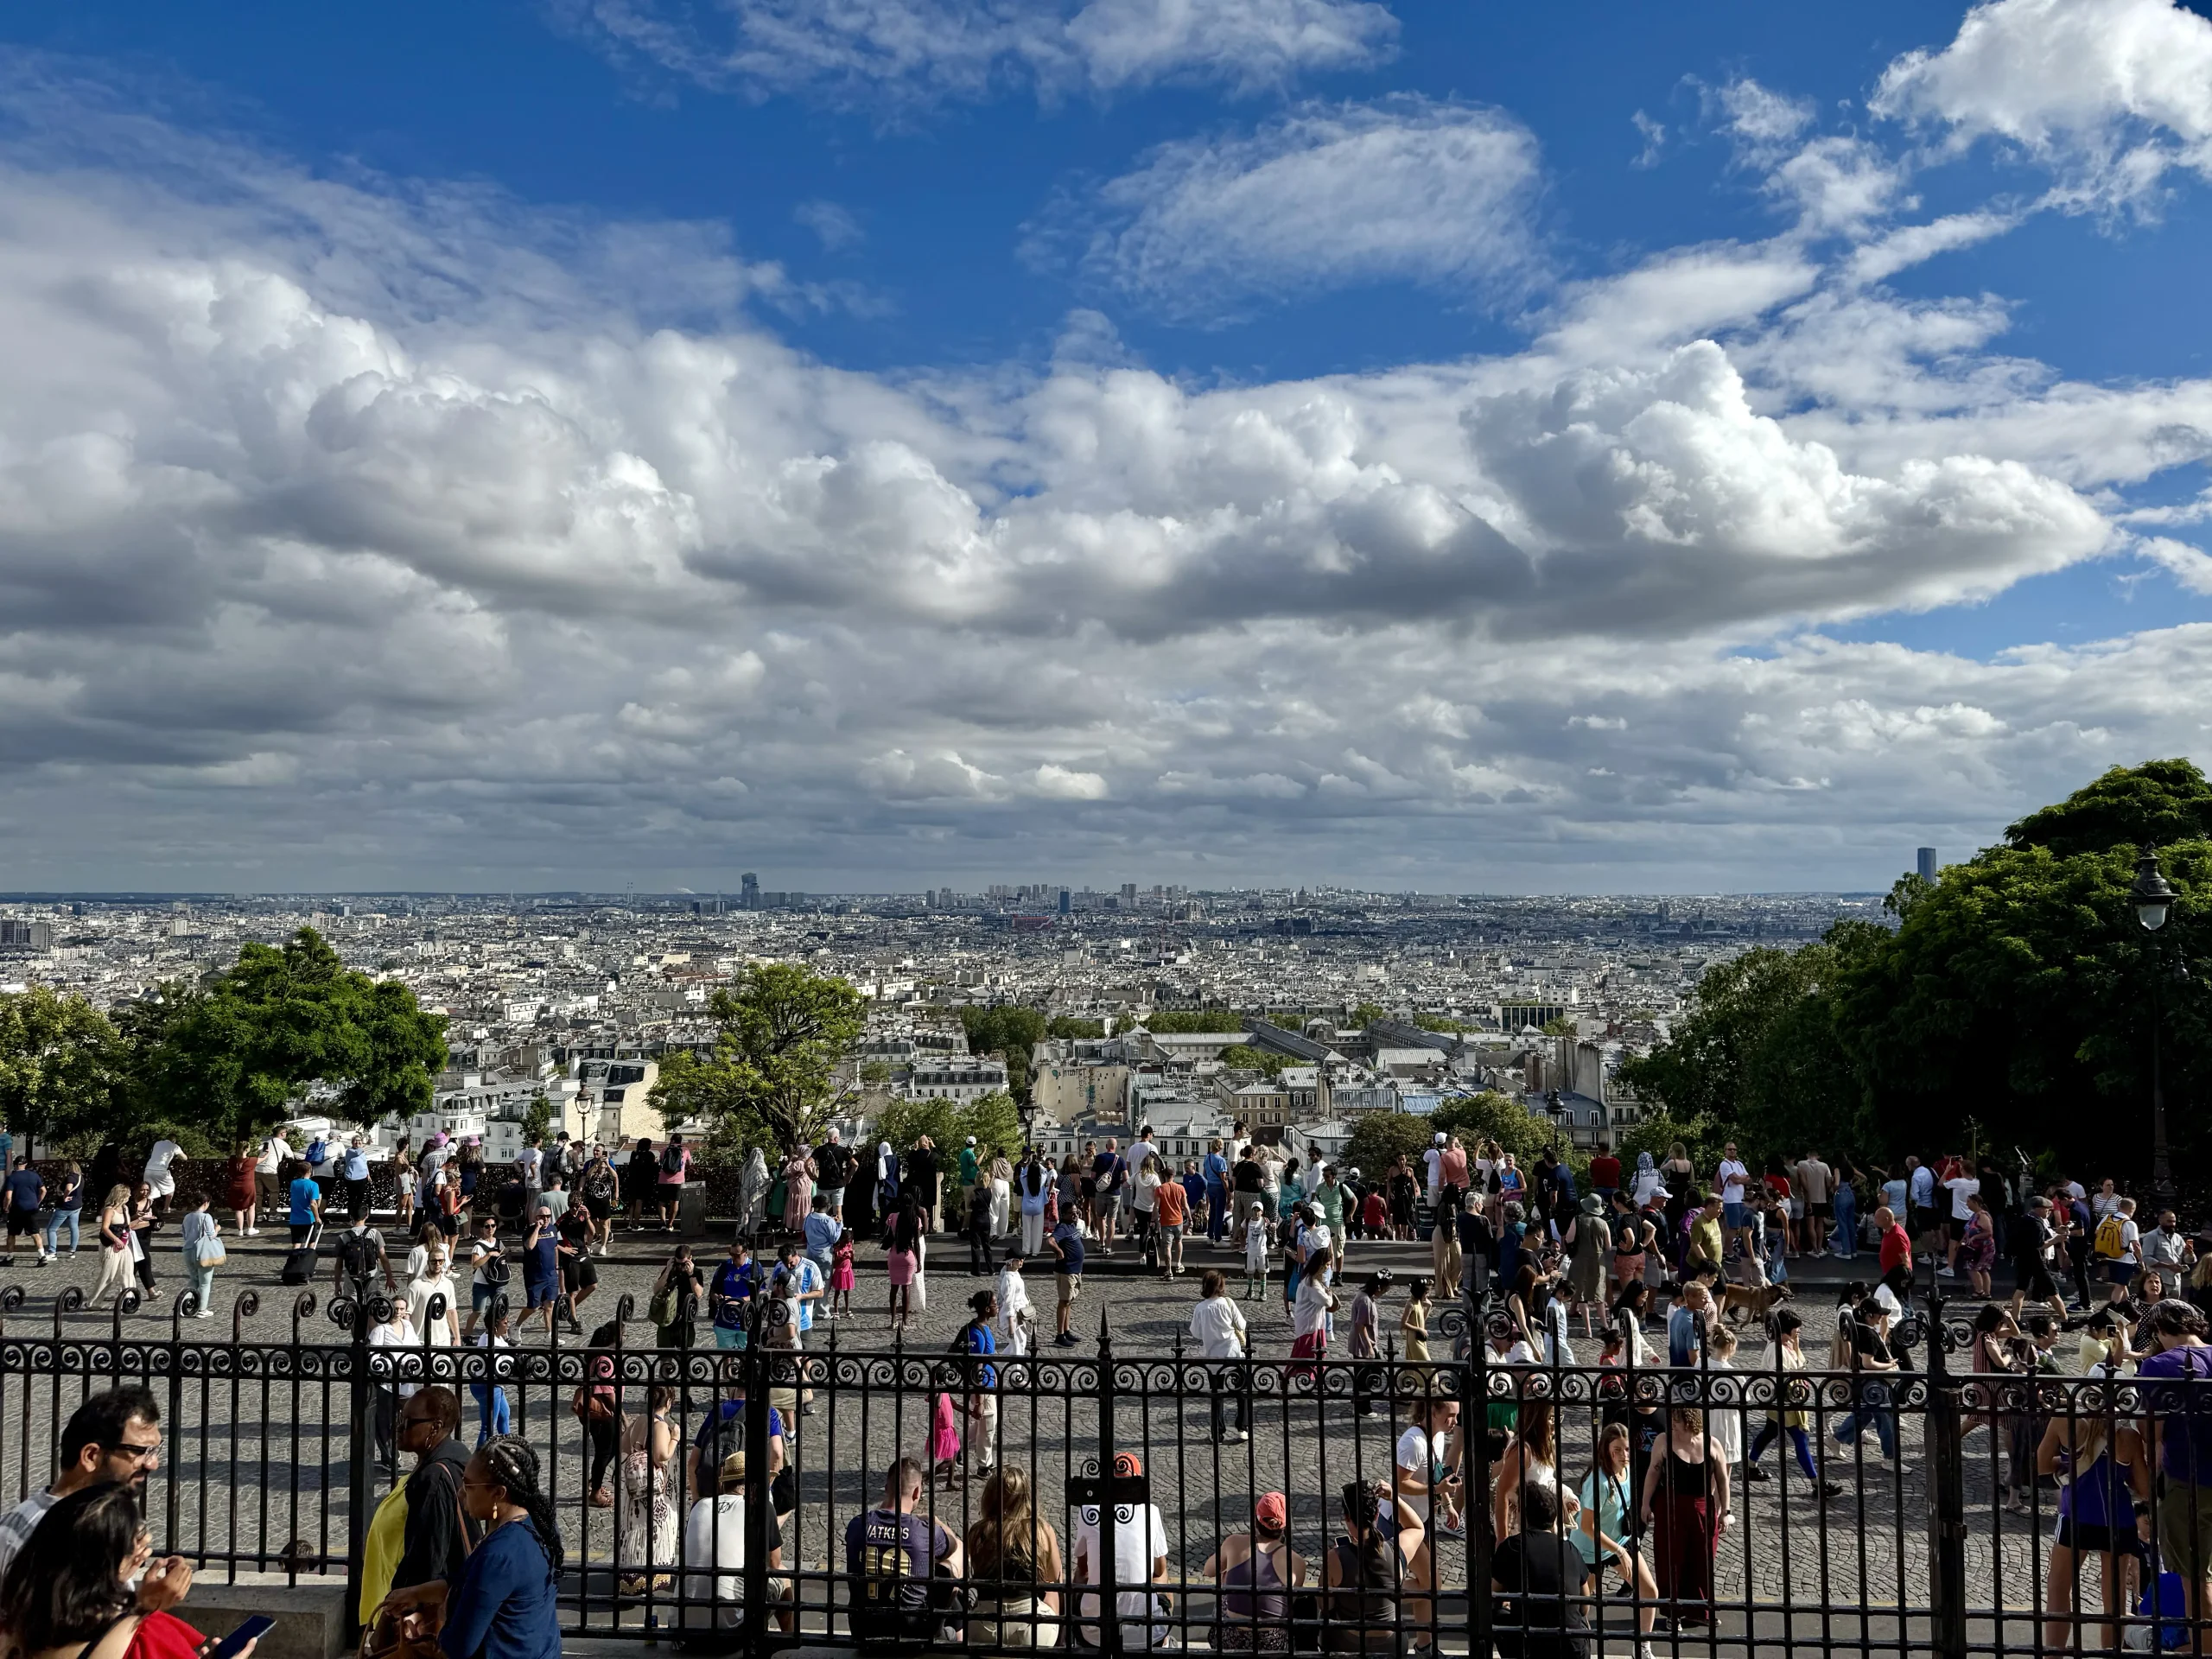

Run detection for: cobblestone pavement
[[0, 1228, 2086, 1652]]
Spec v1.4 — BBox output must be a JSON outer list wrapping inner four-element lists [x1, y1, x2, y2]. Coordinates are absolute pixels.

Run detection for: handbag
[[191, 1233, 227, 1268]]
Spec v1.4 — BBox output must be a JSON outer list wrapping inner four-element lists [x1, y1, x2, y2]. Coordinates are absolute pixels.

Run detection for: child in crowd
[[1243, 1199, 1271, 1300], [830, 1228, 856, 1319]]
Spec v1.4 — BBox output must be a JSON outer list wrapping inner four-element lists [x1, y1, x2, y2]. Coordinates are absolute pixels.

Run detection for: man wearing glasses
[[359, 1385, 478, 1624], [0, 1385, 181, 1592]]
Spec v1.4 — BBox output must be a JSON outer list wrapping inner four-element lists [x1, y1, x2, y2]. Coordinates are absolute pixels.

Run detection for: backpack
[[660, 1143, 686, 1176], [2094, 1214, 2127, 1259], [477, 1243, 510, 1287], [817, 1145, 849, 1186], [1276, 1216, 1300, 1251], [336, 1229, 380, 1281], [305, 1139, 328, 1167]]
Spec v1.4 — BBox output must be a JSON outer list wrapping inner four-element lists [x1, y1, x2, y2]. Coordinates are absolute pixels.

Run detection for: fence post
[[1465, 1298, 1491, 1659], [1097, 1307, 1122, 1659], [342, 1289, 374, 1644], [742, 1325, 772, 1654], [1923, 1275, 1968, 1659]]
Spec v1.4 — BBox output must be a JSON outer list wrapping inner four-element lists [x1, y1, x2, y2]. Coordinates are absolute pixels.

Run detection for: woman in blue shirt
[[441, 1436, 562, 1659]]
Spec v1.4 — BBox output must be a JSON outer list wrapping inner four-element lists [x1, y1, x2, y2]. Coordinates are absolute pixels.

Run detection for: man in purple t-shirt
[[2140, 1301, 2212, 1624], [845, 1457, 962, 1641]]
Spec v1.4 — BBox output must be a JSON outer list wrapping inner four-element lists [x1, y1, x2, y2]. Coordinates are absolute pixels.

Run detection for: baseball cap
[[1255, 1491, 1287, 1529]]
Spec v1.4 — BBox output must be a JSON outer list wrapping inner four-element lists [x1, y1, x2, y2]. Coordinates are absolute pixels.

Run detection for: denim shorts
[[1724, 1202, 1748, 1230]]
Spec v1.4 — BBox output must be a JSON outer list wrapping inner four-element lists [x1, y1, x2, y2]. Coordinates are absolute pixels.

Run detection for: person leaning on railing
[[0, 1483, 232, 1659]]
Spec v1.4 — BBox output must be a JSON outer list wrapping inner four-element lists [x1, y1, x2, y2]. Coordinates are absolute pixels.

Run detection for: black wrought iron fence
[[3, 1281, 2212, 1659]]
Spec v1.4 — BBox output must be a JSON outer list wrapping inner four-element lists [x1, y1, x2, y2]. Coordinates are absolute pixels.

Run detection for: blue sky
[[4, 0, 2212, 892]]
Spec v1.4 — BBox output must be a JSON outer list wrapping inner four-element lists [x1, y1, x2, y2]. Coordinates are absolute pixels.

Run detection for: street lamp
[[2131, 849, 2179, 1210]]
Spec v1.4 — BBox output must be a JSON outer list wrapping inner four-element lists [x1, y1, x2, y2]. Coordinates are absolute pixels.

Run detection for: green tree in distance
[[651, 962, 867, 1154], [1344, 1110, 1434, 1179], [1350, 1001, 1387, 1028], [873, 1090, 1023, 1161], [1217, 1044, 1291, 1077], [0, 987, 123, 1142], [1141, 1009, 1246, 1033], [1045, 1016, 1105, 1039], [129, 929, 448, 1146], [959, 1006, 1047, 1104]]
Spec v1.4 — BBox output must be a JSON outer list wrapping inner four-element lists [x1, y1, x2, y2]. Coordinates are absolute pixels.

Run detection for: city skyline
[[4, 1, 2212, 893]]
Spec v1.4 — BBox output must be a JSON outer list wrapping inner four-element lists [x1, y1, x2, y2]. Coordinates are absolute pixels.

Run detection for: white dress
[[620, 1428, 681, 1580]]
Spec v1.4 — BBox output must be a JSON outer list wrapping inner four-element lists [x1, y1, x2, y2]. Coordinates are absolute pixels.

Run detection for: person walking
[[39, 1160, 84, 1263], [92, 1185, 135, 1305], [176, 1196, 223, 1319], [1018, 1152, 1050, 1259], [1192, 1269, 1252, 1442]]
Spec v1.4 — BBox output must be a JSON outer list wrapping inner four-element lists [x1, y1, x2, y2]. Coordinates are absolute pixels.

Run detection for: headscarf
[[1637, 1152, 1655, 1175], [879, 1141, 894, 1180]]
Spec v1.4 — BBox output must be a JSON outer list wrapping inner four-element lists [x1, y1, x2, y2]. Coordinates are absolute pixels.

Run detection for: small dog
[[1719, 1281, 1793, 1324]]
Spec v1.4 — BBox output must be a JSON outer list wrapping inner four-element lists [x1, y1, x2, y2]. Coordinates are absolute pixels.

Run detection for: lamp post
[[2130, 849, 2178, 1212]]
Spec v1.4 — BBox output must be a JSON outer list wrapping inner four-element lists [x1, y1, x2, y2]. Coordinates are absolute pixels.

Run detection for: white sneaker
[[198, 1309, 216, 1319], [245, 1228, 261, 1237], [1936, 1266, 1956, 1278]]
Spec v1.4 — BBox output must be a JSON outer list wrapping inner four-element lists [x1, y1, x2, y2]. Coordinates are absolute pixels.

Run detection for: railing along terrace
[[0, 1279, 2209, 1659]]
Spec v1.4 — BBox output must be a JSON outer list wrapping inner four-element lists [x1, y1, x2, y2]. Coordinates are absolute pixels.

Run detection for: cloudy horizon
[[3, 0, 2212, 894]]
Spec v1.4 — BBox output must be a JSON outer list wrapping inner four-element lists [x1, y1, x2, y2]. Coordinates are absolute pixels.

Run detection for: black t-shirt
[[1233, 1159, 1264, 1193], [816, 1143, 852, 1187], [1491, 1531, 1591, 1659]]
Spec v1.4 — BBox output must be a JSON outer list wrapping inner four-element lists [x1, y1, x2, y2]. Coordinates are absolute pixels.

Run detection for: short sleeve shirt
[[846, 1508, 949, 1614], [1717, 1160, 1749, 1204], [2140, 1345, 2212, 1483], [289, 1178, 321, 1224], [4, 1170, 43, 1212], [1154, 1180, 1187, 1227]]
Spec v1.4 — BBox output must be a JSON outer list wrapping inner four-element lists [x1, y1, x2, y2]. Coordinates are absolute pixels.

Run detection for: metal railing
[[3, 1279, 2211, 1659]]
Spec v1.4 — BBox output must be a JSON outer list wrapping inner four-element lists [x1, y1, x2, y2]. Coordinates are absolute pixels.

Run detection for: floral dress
[[620, 1418, 680, 1584]]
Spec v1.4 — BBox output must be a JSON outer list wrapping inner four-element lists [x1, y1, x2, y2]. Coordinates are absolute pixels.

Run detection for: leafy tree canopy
[[1349, 1001, 1387, 1028], [1217, 1044, 1291, 1077], [0, 987, 123, 1141], [1045, 1016, 1105, 1039], [1344, 1111, 1434, 1178], [1141, 1009, 1247, 1033], [652, 962, 866, 1154], [129, 929, 447, 1147], [873, 1090, 1023, 1163], [959, 1005, 1047, 1104], [1432, 1090, 1552, 1164], [2006, 759, 2212, 858]]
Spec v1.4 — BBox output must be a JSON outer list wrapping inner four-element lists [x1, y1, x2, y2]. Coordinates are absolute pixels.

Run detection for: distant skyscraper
[[1058, 888, 1071, 916], [1916, 847, 1938, 883], [1121, 882, 1138, 902], [741, 872, 760, 909]]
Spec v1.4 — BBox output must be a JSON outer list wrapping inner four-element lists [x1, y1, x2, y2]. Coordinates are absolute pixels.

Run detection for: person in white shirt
[[1190, 1269, 1250, 1441], [255, 1134, 291, 1224], [682, 1450, 794, 1636], [1393, 1397, 1462, 1525], [995, 1252, 1034, 1357], [142, 1139, 185, 1221], [1424, 1136, 1445, 1211], [1073, 1454, 1171, 1650], [1940, 1166, 1980, 1278], [1715, 1141, 1752, 1266]]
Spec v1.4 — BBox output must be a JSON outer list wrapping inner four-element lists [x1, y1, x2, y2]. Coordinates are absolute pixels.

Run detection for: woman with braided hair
[[436, 1434, 561, 1659]]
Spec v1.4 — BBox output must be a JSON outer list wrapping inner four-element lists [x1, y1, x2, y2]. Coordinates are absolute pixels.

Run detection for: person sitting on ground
[[0, 1483, 219, 1659], [846, 1458, 963, 1645], [1322, 1478, 1424, 1653], [964, 1467, 1064, 1650], [1202, 1491, 1306, 1654], [680, 1450, 795, 1645], [0, 1386, 167, 1578], [1491, 1480, 1592, 1659]]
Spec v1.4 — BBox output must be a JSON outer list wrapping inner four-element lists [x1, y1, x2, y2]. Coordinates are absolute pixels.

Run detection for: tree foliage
[[128, 929, 448, 1146], [1141, 1009, 1246, 1033], [1432, 1090, 1551, 1163], [959, 1006, 1047, 1104], [0, 987, 123, 1141], [652, 963, 866, 1154], [1344, 1110, 1434, 1178], [2006, 758, 2212, 858], [1046, 1016, 1105, 1039], [1618, 761, 2212, 1181], [1217, 1044, 1291, 1077], [872, 1090, 1024, 1162]]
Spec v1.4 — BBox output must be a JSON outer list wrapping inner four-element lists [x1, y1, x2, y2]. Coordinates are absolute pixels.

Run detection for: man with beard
[[0, 1386, 175, 1584]]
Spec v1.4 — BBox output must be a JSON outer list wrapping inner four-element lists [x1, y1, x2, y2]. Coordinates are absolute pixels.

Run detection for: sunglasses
[[104, 1440, 161, 1464]]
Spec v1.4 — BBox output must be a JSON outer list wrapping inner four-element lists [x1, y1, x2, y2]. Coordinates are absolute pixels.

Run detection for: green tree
[[128, 930, 448, 1146], [1046, 1016, 1105, 1039], [2006, 758, 2212, 858], [652, 963, 867, 1154], [1433, 1090, 1551, 1163], [1217, 1044, 1290, 1076], [1613, 1111, 1728, 1179], [1141, 1009, 1245, 1033], [1540, 1015, 1577, 1036], [870, 1090, 1023, 1161], [521, 1091, 553, 1145], [959, 1006, 1048, 1104], [1350, 1001, 1387, 1028], [0, 987, 124, 1141], [1344, 1110, 1434, 1178], [1414, 1014, 1470, 1033]]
